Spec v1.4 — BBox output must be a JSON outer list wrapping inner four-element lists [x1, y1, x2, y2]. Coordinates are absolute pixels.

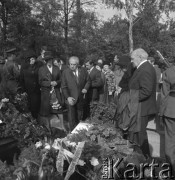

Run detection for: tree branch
[[67, 0, 76, 15]]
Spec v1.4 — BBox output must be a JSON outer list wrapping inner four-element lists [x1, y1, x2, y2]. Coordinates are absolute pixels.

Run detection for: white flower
[[69, 142, 76, 147], [90, 157, 99, 166], [1, 98, 9, 103], [44, 143, 51, 150], [0, 120, 2, 124], [35, 141, 42, 149], [78, 160, 86, 166], [52, 142, 60, 150]]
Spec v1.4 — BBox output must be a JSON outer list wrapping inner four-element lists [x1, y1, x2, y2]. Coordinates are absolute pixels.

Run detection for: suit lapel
[[130, 62, 147, 83], [77, 68, 81, 84], [69, 69, 77, 85], [89, 67, 95, 78]]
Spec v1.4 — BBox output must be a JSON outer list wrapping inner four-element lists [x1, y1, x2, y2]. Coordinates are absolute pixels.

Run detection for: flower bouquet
[[50, 87, 62, 113]]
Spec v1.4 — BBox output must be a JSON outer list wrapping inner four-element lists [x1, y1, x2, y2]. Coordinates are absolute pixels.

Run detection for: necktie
[[74, 71, 79, 84]]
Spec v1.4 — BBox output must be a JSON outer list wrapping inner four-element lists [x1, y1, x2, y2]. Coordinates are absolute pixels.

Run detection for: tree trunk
[[76, 0, 81, 42], [64, 0, 69, 63], [129, 0, 134, 54], [1, 0, 8, 53], [76, 0, 82, 61]]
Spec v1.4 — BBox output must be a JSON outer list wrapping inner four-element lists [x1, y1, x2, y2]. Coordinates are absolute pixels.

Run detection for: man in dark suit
[[61, 56, 90, 131], [84, 59, 103, 118], [53, 57, 67, 74], [129, 48, 157, 157], [85, 59, 103, 102]]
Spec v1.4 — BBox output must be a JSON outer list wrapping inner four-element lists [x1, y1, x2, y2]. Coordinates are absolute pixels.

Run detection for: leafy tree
[[0, 0, 31, 52]]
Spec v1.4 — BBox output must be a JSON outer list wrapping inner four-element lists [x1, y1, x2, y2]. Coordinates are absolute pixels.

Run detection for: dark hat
[[25, 50, 37, 59], [116, 55, 131, 67], [97, 63, 103, 69], [103, 61, 110, 66], [43, 51, 53, 61], [6, 48, 17, 54]]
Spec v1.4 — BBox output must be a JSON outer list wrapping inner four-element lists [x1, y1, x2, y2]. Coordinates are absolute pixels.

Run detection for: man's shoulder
[[39, 64, 46, 72], [63, 67, 70, 73], [62, 67, 72, 77], [91, 67, 100, 74], [140, 61, 155, 72], [79, 66, 88, 73]]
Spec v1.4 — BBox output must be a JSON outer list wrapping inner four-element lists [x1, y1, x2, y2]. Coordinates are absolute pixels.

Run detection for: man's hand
[[51, 81, 57, 87], [67, 97, 75, 106], [82, 89, 87, 94]]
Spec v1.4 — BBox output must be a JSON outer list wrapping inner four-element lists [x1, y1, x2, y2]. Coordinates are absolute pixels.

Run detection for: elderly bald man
[[129, 48, 157, 157]]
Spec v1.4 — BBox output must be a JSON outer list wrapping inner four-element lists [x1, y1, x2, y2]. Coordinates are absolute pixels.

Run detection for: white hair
[[132, 48, 148, 61], [69, 56, 79, 64]]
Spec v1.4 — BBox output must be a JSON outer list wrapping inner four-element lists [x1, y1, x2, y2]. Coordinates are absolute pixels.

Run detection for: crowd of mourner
[[0, 46, 175, 174]]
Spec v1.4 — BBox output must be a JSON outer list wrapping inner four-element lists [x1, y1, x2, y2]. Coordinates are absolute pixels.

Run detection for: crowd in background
[[1, 46, 175, 174]]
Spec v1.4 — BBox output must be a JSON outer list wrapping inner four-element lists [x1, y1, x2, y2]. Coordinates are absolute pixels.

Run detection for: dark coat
[[160, 66, 175, 118], [20, 61, 43, 118], [129, 61, 157, 116], [38, 65, 62, 116], [119, 62, 136, 93], [20, 61, 43, 94], [1, 60, 20, 97], [61, 67, 89, 104], [59, 64, 67, 74], [87, 67, 103, 101]]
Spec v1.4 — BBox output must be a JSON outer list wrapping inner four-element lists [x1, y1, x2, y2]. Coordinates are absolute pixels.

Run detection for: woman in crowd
[[103, 62, 115, 104], [20, 50, 43, 118], [96, 63, 106, 102], [38, 51, 65, 131]]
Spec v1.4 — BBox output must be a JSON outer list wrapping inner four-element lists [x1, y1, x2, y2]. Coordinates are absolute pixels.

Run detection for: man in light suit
[[160, 64, 175, 173], [129, 48, 157, 157], [61, 56, 89, 131]]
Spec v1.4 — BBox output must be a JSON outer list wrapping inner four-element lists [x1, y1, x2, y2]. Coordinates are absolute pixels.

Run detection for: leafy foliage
[[0, 94, 49, 148], [0, 160, 15, 180], [90, 101, 117, 122]]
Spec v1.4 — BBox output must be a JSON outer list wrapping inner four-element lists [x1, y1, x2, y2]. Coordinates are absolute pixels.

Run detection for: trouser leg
[[164, 116, 175, 173], [139, 116, 150, 157]]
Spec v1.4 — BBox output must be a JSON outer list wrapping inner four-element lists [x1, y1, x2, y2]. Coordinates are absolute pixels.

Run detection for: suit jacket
[[38, 65, 62, 116], [60, 64, 67, 74], [160, 66, 175, 118], [129, 61, 157, 116], [61, 67, 89, 104], [87, 67, 103, 101]]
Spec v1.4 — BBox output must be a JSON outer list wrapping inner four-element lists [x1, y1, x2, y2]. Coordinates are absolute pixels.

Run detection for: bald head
[[131, 48, 148, 67], [69, 56, 79, 71]]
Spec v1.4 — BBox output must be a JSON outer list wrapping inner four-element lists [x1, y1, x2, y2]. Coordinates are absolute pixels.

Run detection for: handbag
[[50, 87, 62, 113]]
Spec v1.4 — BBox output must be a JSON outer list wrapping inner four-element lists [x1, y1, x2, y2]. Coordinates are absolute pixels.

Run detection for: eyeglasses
[[70, 63, 77, 66]]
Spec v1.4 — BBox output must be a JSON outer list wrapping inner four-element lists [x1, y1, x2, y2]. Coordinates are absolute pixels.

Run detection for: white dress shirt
[[47, 65, 53, 74], [73, 69, 79, 77], [89, 67, 94, 74], [137, 60, 147, 69]]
